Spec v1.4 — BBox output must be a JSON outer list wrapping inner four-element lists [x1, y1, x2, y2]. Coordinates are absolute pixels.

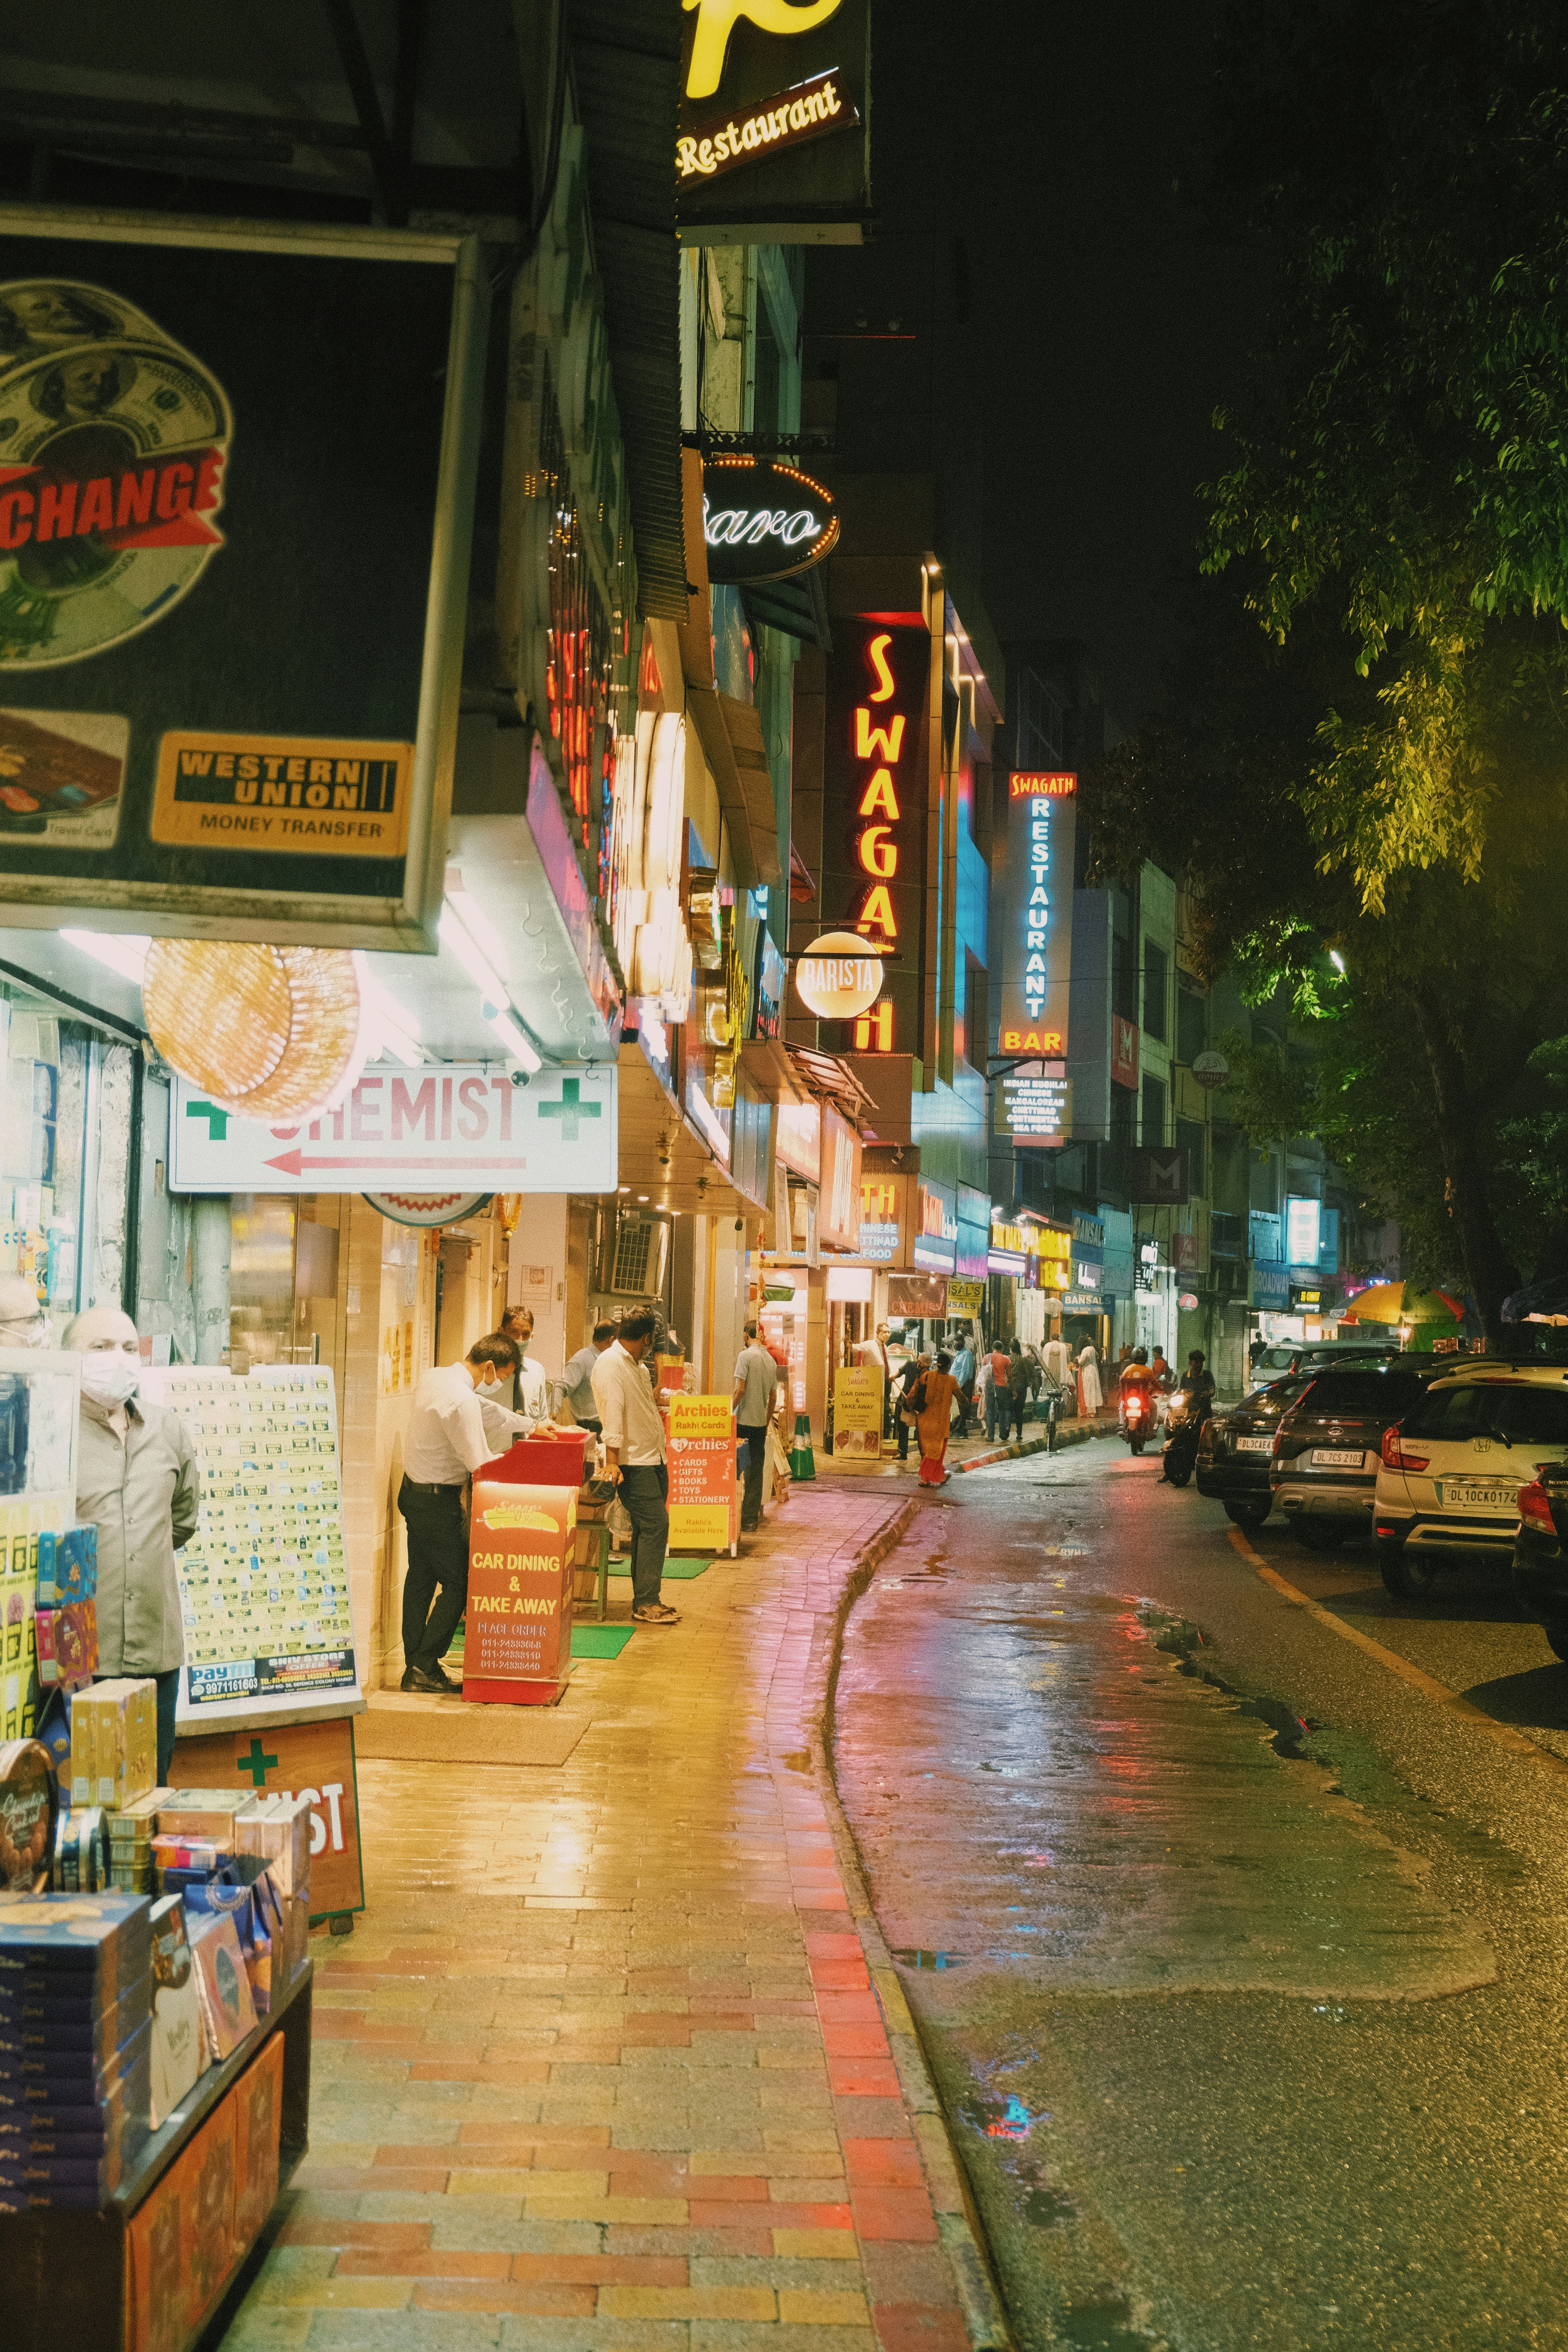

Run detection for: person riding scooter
[[1162, 1350, 1217, 1486], [1118, 1347, 1159, 1455]]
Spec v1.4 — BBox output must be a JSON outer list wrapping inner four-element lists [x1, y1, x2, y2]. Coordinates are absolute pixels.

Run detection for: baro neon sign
[[701, 456, 839, 584], [998, 772, 1076, 1056]]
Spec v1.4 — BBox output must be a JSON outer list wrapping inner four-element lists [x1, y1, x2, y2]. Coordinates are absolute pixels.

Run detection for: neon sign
[[701, 457, 839, 584], [683, 0, 844, 100], [998, 771, 1076, 1056], [843, 626, 916, 1047]]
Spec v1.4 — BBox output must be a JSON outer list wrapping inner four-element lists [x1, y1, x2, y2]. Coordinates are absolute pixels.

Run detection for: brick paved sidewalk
[[223, 1483, 979, 2352]]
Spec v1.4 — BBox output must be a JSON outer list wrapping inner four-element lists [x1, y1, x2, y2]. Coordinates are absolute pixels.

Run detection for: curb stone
[[805, 1494, 1016, 2352], [953, 1421, 1112, 1474]]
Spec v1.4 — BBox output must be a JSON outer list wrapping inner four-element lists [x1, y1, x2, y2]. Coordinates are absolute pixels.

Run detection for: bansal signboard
[[998, 771, 1076, 1057], [702, 456, 839, 583]]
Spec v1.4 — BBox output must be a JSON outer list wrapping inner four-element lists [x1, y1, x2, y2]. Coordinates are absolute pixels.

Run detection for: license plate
[[1311, 1448, 1365, 1468], [1236, 1436, 1273, 1454], [1438, 1481, 1517, 1510]]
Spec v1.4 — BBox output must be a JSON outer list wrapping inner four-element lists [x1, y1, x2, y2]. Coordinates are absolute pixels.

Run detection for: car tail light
[[1381, 1425, 1430, 1472], [1519, 1481, 1556, 1535]]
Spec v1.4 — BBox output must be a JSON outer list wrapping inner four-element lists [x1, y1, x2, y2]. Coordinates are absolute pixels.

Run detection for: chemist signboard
[[169, 1065, 617, 1195]]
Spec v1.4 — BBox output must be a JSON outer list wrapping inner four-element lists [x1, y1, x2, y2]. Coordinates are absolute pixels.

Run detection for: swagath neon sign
[[998, 771, 1076, 1055], [702, 456, 839, 583]]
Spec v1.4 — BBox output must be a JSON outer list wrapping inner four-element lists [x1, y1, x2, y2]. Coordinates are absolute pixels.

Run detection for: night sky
[[870, 0, 1250, 726]]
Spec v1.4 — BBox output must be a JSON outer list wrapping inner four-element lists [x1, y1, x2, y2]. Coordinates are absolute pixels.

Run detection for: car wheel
[[1379, 1541, 1435, 1597], [1223, 1498, 1270, 1528], [1540, 1622, 1568, 1663], [1292, 1517, 1348, 1552]]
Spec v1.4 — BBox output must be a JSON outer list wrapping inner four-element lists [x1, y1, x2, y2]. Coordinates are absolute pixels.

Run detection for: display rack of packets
[[144, 1369, 356, 1706], [0, 1488, 70, 1742]]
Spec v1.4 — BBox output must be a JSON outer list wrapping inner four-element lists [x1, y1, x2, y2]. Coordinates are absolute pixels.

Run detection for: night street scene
[[4, 4, 1568, 2349]]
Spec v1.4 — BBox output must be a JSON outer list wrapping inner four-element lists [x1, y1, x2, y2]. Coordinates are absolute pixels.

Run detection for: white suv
[[1374, 1364, 1568, 1595]]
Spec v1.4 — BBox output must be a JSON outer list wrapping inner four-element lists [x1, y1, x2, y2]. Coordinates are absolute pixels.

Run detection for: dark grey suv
[[1270, 1360, 1444, 1550]]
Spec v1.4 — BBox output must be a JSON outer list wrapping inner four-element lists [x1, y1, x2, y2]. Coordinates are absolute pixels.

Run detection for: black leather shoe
[[401, 1663, 454, 1694]]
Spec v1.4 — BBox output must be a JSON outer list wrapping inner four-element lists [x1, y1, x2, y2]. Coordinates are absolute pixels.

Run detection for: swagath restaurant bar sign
[[677, 0, 873, 242], [0, 208, 487, 949], [998, 771, 1076, 1056]]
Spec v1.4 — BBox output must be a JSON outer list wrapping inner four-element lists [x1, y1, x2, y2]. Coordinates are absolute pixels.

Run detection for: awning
[[684, 688, 783, 890], [742, 570, 832, 650], [568, 1, 688, 620], [783, 1043, 877, 1129], [616, 1041, 767, 1220]]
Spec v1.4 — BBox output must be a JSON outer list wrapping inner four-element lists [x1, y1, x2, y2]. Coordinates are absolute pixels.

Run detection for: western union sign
[[151, 729, 413, 858]]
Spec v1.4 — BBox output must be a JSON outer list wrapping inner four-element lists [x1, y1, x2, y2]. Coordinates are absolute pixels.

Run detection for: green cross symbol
[[237, 1736, 279, 1786], [537, 1077, 602, 1144], [187, 1099, 230, 1139]]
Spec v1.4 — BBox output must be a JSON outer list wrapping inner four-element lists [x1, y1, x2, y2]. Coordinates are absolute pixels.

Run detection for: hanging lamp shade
[[143, 939, 365, 1121]]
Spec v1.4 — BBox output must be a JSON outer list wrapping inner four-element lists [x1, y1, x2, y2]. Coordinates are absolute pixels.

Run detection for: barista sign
[[169, 1065, 617, 1194]]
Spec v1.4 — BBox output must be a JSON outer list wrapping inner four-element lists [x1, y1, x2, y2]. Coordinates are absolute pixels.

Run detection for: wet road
[[832, 1435, 1568, 2351]]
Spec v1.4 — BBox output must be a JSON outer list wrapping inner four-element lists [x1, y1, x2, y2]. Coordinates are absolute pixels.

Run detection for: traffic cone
[[789, 1408, 816, 1481]]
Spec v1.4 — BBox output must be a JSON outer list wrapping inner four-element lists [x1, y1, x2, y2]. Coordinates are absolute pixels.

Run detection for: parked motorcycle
[[1161, 1388, 1210, 1486], [1120, 1386, 1153, 1455]]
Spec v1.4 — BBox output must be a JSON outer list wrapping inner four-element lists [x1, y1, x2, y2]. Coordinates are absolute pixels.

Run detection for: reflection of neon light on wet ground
[[986, 2094, 1035, 2140]]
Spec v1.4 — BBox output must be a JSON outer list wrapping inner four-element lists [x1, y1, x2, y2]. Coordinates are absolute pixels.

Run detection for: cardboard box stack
[[0, 1888, 153, 2209]]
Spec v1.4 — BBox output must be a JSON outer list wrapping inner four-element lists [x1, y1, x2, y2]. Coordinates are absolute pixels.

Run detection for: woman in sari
[[915, 1349, 960, 1486]]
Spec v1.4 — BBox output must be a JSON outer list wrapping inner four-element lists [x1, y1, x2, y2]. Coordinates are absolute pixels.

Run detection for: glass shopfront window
[[0, 978, 136, 1327]]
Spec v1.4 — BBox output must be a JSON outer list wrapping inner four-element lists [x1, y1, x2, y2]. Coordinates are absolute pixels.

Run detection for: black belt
[[401, 1477, 466, 1495]]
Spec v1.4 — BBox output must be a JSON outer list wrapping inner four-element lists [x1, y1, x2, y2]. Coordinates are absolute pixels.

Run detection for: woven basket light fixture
[[143, 939, 366, 1120]]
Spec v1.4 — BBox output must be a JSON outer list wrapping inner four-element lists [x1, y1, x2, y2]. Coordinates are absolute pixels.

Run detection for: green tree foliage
[[1083, 585, 1568, 1336], [1202, 1, 1568, 905]]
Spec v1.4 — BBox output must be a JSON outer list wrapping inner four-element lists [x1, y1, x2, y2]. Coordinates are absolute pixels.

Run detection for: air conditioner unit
[[599, 1207, 671, 1299]]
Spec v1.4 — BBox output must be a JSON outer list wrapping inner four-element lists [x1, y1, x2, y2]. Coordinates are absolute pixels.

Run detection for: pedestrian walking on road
[[732, 1319, 779, 1532], [1007, 1338, 1031, 1433], [398, 1331, 521, 1692], [916, 1351, 960, 1485], [988, 1343, 1013, 1443], [951, 1332, 977, 1436], [592, 1310, 680, 1625], [894, 1352, 926, 1462]]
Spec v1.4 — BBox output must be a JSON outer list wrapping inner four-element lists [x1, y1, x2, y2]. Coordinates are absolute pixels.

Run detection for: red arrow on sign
[[264, 1151, 532, 1175]]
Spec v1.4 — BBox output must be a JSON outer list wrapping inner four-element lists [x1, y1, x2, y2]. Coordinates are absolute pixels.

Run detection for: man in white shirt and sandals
[[590, 1309, 679, 1627], [398, 1331, 521, 1693]]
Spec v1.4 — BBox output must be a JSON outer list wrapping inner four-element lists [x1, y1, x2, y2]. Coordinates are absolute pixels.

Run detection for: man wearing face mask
[[65, 1306, 200, 1784], [397, 1331, 521, 1694]]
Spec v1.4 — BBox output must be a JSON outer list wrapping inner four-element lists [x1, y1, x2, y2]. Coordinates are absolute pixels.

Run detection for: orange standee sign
[[998, 772, 1076, 1057]]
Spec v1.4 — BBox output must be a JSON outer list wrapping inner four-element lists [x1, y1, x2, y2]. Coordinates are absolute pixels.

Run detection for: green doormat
[[606, 1555, 714, 1579], [571, 1623, 636, 1659]]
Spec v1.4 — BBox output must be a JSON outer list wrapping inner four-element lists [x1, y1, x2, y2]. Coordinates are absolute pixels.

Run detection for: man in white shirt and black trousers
[[590, 1309, 679, 1626], [398, 1331, 521, 1692]]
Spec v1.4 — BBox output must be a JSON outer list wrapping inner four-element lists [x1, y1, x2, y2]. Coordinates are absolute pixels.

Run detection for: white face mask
[[0, 1315, 48, 1351], [79, 1350, 141, 1407]]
